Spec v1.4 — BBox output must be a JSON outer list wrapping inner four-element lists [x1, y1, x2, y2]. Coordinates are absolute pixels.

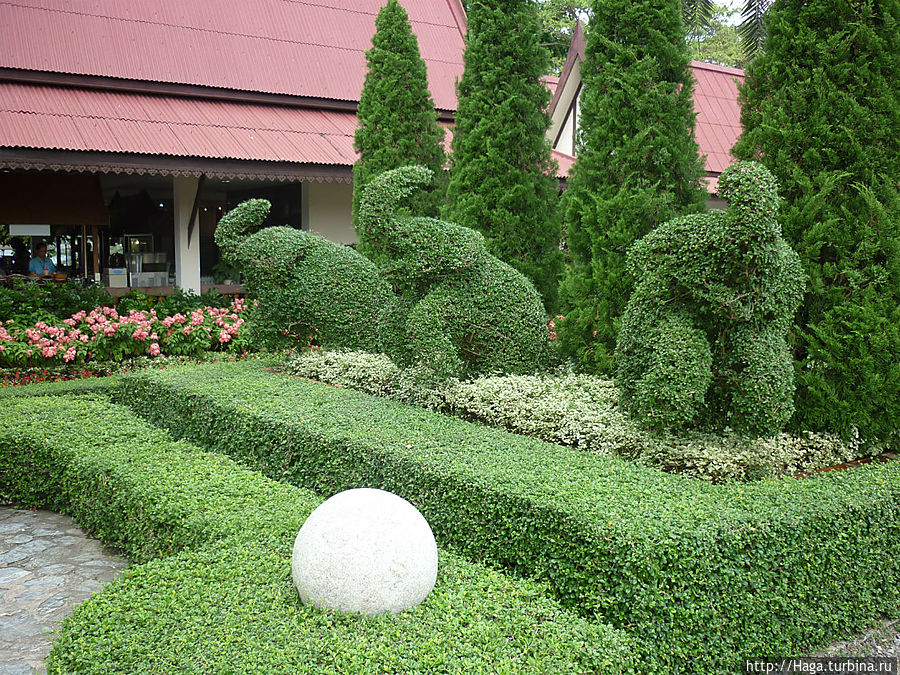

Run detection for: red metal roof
[[551, 149, 575, 179], [0, 0, 466, 111], [690, 60, 745, 175], [0, 82, 359, 164]]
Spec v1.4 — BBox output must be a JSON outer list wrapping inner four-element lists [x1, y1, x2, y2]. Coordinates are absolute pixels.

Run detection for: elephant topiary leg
[[724, 324, 796, 436], [619, 309, 714, 431], [404, 289, 464, 379]]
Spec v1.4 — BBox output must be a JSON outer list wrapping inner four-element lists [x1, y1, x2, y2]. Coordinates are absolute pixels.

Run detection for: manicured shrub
[[287, 348, 875, 482], [734, 0, 900, 444], [0, 351, 264, 390], [0, 372, 122, 399], [214, 198, 394, 351], [0, 396, 314, 560], [557, 0, 708, 374], [120, 361, 900, 673], [357, 166, 549, 378], [617, 161, 805, 435], [445, 0, 563, 310], [48, 534, 636, 674], [352, 0, 446, 231], [0, 395, 636, 674], [0, 278, 113, 324]]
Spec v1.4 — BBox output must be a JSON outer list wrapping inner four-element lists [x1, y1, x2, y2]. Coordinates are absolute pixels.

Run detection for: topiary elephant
[[357, 165, 549, 378], [214, 199, 394, 351], [616, 161, 805, 436]]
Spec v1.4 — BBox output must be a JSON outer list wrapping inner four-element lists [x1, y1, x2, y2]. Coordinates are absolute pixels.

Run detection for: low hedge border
[[0, 374, 123, 401], [119, 361, 900, 674], [0, 395, 635, 674]]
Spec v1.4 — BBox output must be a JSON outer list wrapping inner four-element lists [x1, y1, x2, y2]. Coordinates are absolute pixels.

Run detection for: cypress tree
[[353, 0, 446, 241], [734, 0, 900, 442], [445, 0, 562, 311], [557, 0, 707, 373]]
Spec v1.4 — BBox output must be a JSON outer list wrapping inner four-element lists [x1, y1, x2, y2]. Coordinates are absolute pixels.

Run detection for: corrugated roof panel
[[690, 62, 744, 178], [69, 115, 122, 152], [0, 0, 465, 109], [0, 82, 364, 165], [2, 110, 84, 151]]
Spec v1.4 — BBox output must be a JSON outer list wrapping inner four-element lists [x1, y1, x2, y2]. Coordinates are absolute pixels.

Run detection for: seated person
[[28, 242, 57, 276]]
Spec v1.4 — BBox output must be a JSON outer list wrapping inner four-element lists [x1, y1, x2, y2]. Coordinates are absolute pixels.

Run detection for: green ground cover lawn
[[0, 392, 635, 674], [117, 360, 900, 673]]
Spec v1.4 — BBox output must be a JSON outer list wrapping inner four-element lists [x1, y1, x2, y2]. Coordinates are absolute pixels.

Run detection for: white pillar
[[173, 176, 201, 294], [300, 182, 310, 231]]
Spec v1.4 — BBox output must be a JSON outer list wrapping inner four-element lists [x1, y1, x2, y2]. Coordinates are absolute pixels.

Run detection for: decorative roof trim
[[0, 149, 354, 184], [548, 20, 585, 119]]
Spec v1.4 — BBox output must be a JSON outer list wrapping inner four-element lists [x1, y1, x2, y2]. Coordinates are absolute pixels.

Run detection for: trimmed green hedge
[[119, 361, 900, 674], [49, 535, 634, 674], [0, 395, 313, 560], [0, 374, 122, 400], [0, 395, 635, 674]]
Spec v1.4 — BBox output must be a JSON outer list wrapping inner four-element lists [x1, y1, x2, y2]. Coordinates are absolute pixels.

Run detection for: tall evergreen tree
[[445, 0, 562, 311], [734, 0, 900, 442], [557, 0, 707, 374], [353, 0, 446, 244]]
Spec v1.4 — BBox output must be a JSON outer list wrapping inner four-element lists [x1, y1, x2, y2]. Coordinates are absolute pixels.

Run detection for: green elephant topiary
[[357, 165, 550, 378], [616, 161, 805, 436], [214, 199, 393, 351]]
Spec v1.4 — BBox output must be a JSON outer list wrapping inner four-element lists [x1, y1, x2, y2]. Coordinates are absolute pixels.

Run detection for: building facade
[[0, 0, 466, 293]]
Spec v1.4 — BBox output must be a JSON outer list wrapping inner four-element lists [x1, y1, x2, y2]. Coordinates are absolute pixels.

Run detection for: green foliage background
[[686, 3, 745, 68], [445, 0, 563, 311], [557, 0, 708, 374], [734, 0, 900, 443], [352, 0, 446, 236]]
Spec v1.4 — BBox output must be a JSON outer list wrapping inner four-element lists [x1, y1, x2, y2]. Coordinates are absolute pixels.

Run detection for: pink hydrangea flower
[[149, 342, 161, 357]]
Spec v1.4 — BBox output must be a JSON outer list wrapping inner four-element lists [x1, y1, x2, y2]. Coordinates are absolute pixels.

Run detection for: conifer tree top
[[352, 0, 446, 222]]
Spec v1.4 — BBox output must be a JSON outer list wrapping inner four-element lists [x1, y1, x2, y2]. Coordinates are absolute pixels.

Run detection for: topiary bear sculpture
[[357, 165, 549, 378], [214, 198, 394, 351], [616, 161, 805, 436]]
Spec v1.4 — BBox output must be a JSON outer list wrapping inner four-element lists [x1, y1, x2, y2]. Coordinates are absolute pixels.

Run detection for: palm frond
[[738, 0, 771, 59], [682, 0, 715, 35]]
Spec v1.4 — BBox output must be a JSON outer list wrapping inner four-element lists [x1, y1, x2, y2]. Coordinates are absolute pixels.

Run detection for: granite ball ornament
[[291, 488, 438, 616]]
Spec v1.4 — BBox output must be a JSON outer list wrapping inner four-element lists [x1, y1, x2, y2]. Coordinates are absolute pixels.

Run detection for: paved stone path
[[0, 504, 128, 675]]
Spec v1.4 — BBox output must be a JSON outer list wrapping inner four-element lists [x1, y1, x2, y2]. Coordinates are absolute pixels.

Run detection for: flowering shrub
[[0, 298, 253, 367], [547, 314, 563, 342]]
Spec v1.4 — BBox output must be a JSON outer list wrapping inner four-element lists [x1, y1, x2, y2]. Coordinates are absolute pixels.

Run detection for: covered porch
[[0, 79, 363, 293], [0, 158, 356, 295]]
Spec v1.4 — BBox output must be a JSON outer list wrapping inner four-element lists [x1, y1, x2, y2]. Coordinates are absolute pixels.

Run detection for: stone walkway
[[0, 504, 128, 675]]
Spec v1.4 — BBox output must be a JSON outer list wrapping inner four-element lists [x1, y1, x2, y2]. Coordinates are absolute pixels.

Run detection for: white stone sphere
[[291, 488, 438, 616]]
